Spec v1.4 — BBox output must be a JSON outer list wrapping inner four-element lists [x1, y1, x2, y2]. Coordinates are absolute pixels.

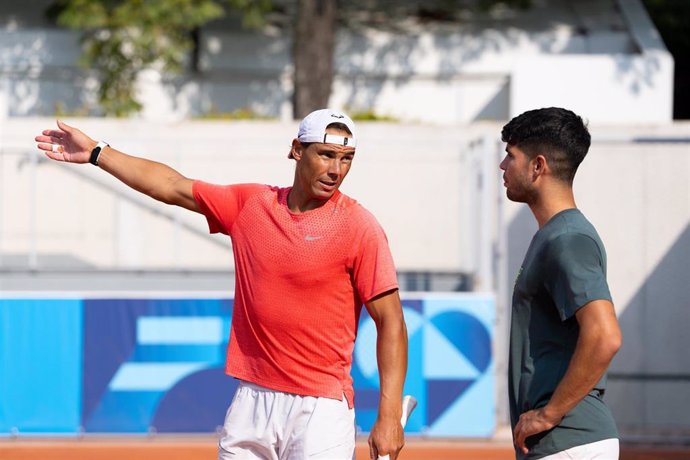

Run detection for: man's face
[[499, 144, 537, 203], [294, 127, 355, 203]]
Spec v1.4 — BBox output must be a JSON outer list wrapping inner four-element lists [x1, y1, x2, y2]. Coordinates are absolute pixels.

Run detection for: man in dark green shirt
[[500, 107, 622, 459]]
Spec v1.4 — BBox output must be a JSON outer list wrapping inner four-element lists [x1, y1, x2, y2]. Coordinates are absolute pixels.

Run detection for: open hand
[[35, 120, 96, 164]]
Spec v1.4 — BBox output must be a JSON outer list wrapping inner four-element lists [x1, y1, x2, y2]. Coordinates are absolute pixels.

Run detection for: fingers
[[515, 421, 525, 450], [56, 119, 73, 133], [36, 142, 57, 153], [372, 442, 401, 460], [37, 142, 65, 161], [515, 433, 528, 454], [36, 130, 68, 160], [37, 120, 69, 145], [36, 120, 92, 164], [370, 422, 404, 460], [514, 424, 522, 448], [42, 128, 64, 138], [35, 134, 63, 144], [513, 420, 530, 455]]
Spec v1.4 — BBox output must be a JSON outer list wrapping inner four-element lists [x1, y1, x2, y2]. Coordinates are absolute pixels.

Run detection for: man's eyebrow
[[316, 146, 356, 155]]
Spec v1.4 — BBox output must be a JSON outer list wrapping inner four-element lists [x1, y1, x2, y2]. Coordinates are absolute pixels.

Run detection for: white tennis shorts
[[218, 381, 356, 460], [540, 438, 619, 459]]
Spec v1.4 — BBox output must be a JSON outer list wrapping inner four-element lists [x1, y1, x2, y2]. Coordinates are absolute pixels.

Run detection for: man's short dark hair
[[326, 122, 352, 135], [501, 107, 591, 184]]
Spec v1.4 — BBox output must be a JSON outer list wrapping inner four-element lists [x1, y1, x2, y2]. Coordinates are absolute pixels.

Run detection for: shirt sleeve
[[544, 232, 612, 321], [192, 182, 268, 235], [351, 210, 399, 303]]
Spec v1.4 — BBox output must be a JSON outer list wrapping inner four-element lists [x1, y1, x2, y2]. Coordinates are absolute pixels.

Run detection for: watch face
[[90, 147, 102, 165]]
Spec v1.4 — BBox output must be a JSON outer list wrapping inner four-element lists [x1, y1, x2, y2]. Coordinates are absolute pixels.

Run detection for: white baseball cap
[[297, 108, 357, 148]]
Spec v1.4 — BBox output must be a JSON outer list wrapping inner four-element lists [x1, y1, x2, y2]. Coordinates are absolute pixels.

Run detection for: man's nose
[[327, 159, 341, 176]]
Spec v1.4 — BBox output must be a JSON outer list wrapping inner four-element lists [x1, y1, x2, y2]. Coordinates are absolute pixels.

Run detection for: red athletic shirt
[[192, 182, 398, 405]]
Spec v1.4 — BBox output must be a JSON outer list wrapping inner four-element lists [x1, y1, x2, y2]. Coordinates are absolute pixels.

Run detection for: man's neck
[[287, 185, 330, 214], [529, 184, 577, 228]]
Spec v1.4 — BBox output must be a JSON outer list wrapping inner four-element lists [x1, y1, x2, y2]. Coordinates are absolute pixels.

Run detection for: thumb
[[56, 119, 72, 133]]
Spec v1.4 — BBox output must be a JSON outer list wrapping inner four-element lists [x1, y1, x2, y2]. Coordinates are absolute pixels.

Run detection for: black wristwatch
[[89, 141, 109, 166]]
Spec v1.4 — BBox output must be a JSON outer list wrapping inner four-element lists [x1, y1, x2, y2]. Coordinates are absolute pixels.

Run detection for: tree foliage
[[227, 0, 274, 28], [50, 0, 270, 116], [642, 0, 690, 51], [49, 0, 532, 117], [642, 0, 690, 118]]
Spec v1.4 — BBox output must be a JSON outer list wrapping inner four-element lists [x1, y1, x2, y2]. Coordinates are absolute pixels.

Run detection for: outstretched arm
[[365, 289, 408, 460], [513, 299, 622, 454], [35, 120, 200, 213]]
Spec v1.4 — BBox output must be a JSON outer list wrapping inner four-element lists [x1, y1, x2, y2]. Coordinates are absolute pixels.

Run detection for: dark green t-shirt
[[508, 209, 618, 459]]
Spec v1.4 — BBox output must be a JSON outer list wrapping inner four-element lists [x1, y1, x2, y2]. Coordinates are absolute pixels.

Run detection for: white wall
[[511, 0, 674, 124], [511, 53, 673, 124], [0, 118, 491, 272]]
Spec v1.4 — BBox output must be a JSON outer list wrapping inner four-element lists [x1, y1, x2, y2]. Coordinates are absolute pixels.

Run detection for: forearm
[[36, 120, 197, 211], [543, 336, 615, 419], [97, 146, 193, 207], [544, 305, 621, 420], [376, 313, 408, 420], [365, 290, 408, 459]]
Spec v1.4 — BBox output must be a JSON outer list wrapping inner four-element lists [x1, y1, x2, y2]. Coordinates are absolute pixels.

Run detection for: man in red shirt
[[36, 109, 408, 460]]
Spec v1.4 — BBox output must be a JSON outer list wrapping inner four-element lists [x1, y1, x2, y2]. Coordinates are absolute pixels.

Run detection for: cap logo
[[330, 114, 345, 119]]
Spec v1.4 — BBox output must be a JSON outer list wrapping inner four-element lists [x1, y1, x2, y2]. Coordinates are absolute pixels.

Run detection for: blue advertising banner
[[0, 294, 494, 437]]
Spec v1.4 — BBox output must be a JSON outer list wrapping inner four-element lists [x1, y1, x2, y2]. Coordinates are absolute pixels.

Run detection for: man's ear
[[532, 155, 548, 179], [289, 139, 303, 160]]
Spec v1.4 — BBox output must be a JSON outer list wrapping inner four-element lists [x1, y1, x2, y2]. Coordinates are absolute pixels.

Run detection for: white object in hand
[[377, 395, 418, 460]]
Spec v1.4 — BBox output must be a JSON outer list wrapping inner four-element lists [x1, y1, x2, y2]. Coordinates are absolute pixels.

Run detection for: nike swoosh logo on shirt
[[304, 235, 322, 241]]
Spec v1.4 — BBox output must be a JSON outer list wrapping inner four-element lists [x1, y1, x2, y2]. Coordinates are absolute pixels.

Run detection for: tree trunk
[[292, 0, 337, 119]]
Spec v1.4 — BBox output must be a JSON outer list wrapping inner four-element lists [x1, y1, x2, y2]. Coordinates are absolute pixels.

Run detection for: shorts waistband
[[238, 380, 280, 393]]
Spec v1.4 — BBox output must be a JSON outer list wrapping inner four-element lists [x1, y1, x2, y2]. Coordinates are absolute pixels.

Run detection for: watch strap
[[89, 141, 109, 166]]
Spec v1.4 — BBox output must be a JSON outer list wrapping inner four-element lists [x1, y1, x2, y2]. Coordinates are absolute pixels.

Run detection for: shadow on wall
[[7, 76, 92, 117], [506, 205, 538, 290], [608, 223, 690, 437], [475, 82, 510, 123], [336, 28, 522, 121], [157, 74, 288, 118], [612, 52, 663, 96]]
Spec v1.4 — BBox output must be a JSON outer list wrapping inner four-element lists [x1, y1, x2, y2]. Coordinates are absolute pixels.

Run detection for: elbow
[[612, 330, 622, 356], [602, 327, 622, 360], [585, 326, 622, 364]]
